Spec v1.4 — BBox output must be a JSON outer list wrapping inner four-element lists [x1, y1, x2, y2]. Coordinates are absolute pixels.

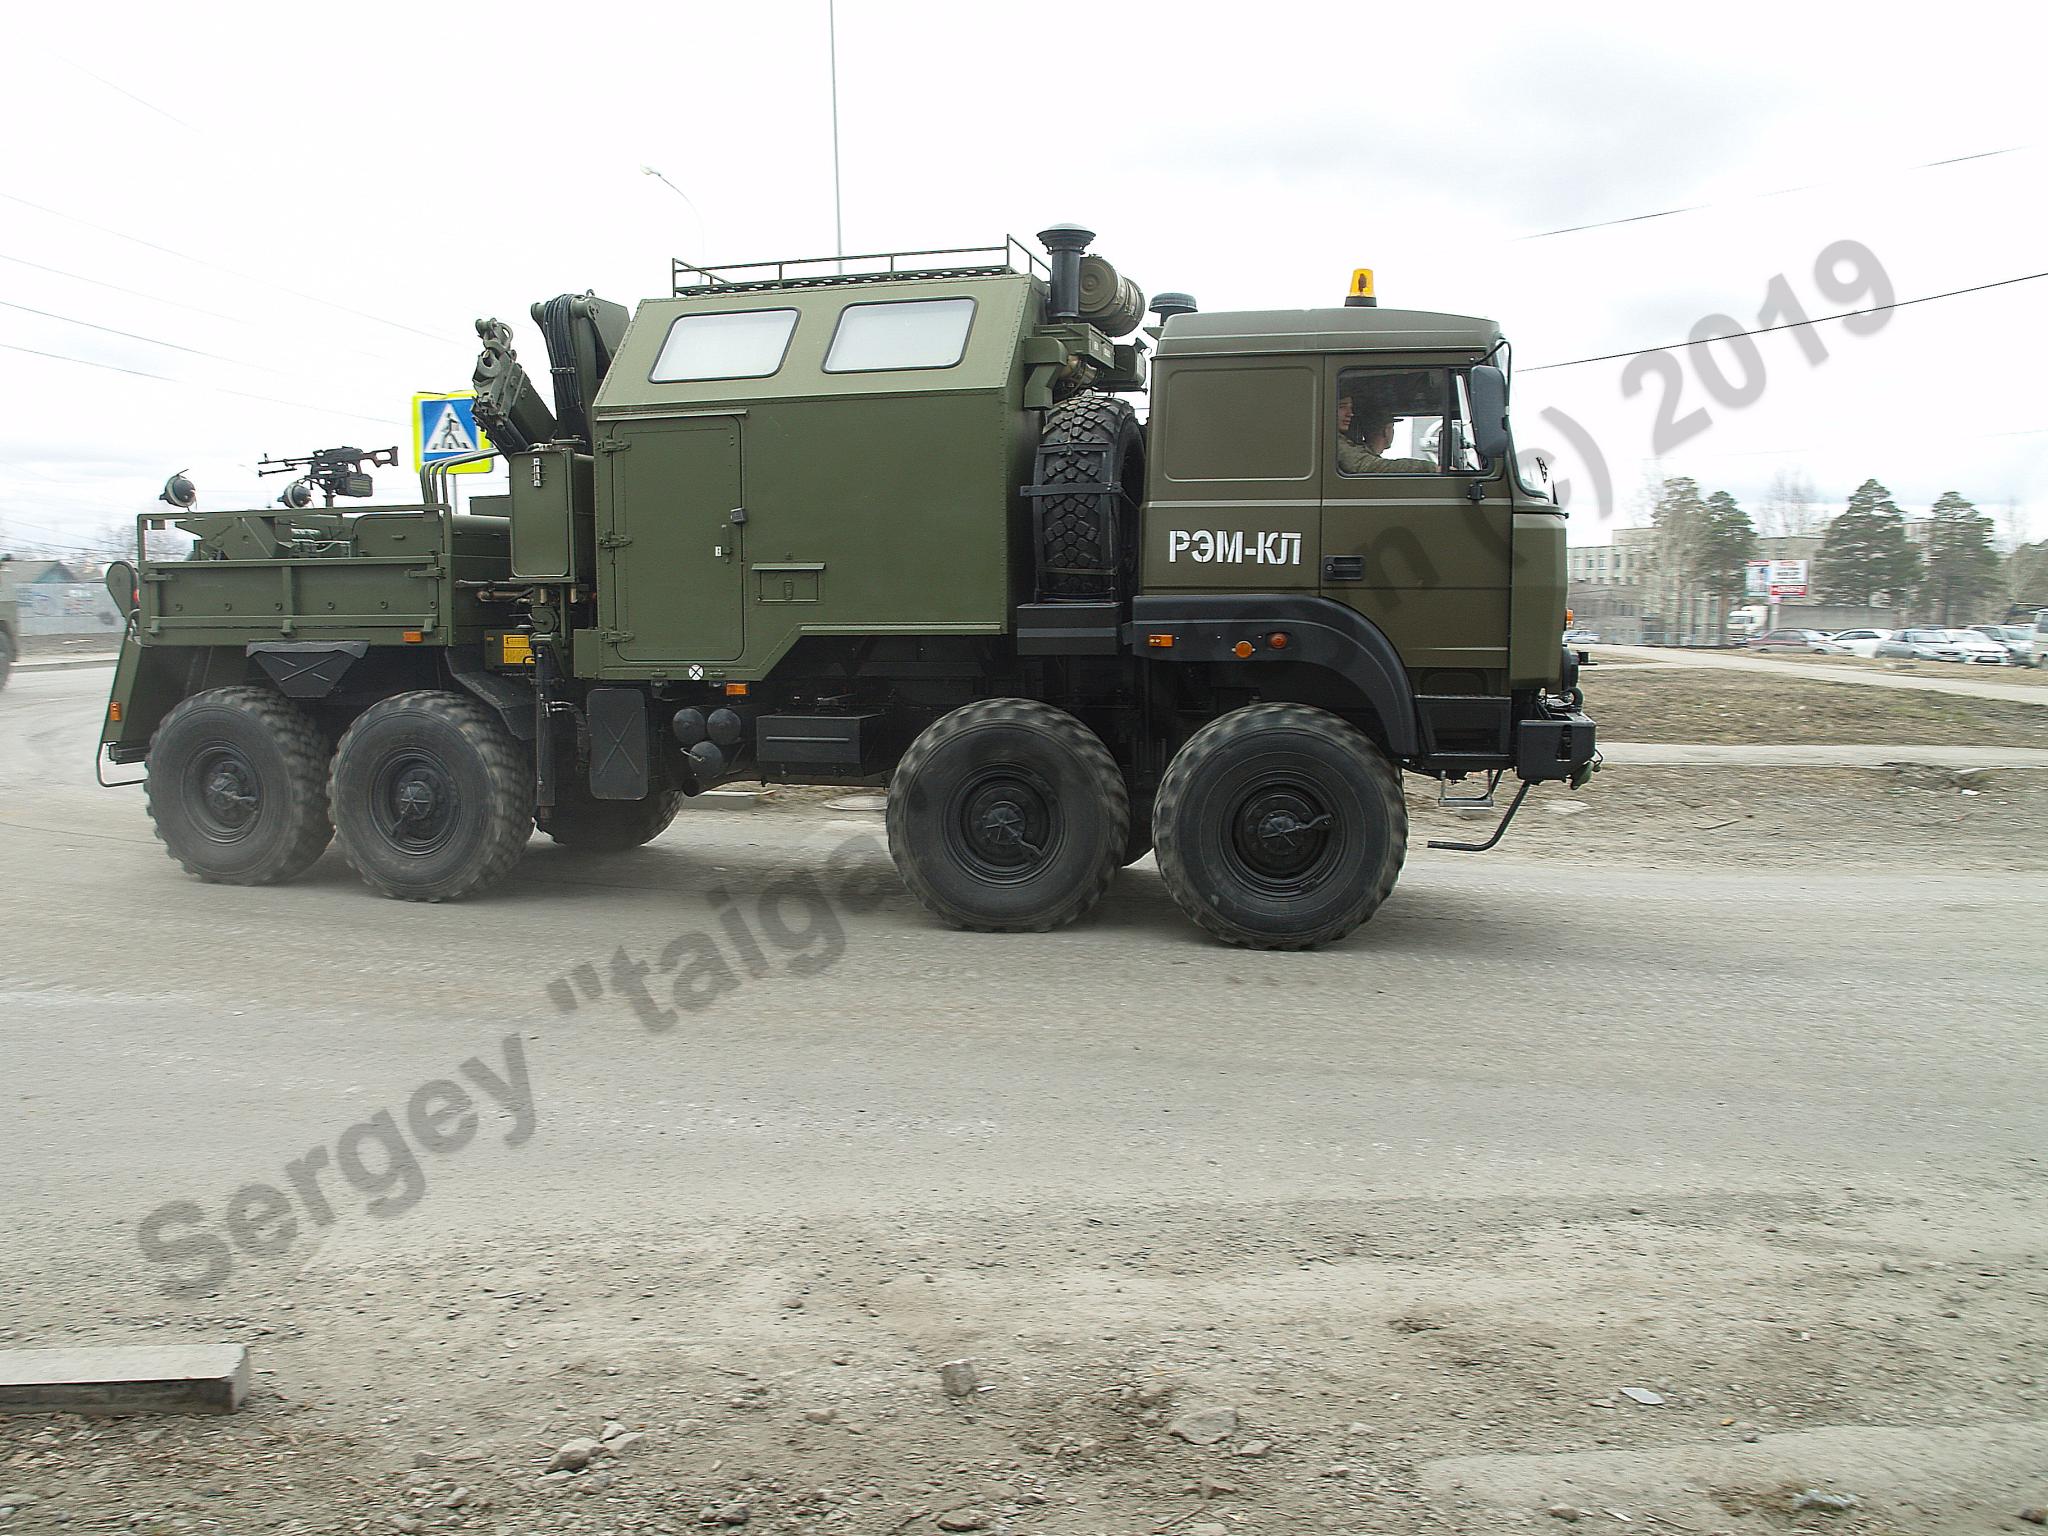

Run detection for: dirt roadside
[[4, 1187, 2044, 1536], [1578, 664, 2048, 748]]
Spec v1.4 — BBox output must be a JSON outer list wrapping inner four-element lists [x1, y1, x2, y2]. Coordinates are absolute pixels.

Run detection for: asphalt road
[[4, 662, 2038, 1218], [3, 665, 2045, 1532]]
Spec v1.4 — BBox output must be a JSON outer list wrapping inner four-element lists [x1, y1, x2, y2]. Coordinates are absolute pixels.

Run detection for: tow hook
[[1427, 778, 1533, 853]]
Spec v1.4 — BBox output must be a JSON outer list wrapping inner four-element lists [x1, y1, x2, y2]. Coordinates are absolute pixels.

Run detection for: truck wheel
[[539, 784, 685, 851], [888, 698, 1129, 932], [145, 685, 333, 885], [330, 691, 531, 902], [1036, 392, 1143, 600], [1154, 704, 1407, 950]]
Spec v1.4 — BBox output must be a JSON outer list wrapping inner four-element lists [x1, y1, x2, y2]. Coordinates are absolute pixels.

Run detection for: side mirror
[[1469, 365, 1510, 462], [104, 560, 139, 620]]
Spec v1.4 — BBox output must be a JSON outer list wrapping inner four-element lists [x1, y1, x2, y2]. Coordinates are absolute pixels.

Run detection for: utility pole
[[828, 0, 844, 265]]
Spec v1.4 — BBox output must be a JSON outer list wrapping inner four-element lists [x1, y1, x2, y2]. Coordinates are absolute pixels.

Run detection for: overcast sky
[[3, 0, 2043, 557]]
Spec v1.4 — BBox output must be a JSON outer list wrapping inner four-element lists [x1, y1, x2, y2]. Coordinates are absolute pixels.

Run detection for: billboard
[[1746, 559, 1809, 599]]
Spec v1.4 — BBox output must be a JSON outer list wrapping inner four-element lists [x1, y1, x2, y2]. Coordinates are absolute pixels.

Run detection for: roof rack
[[672, 237, 1048, 298]]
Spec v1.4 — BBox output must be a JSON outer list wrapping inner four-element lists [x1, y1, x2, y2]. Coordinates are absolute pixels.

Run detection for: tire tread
[[1153, 703, 1407, 950], [331, 691, 529, 902], [887, 698, 1128, 933], [146, 684, 333, 885]]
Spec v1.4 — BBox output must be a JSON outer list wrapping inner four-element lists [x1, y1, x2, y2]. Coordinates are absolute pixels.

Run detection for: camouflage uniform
[[1337, 434, 1436, 475]]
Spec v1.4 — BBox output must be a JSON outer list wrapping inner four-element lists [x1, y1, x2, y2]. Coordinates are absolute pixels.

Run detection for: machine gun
[[257, 445, 400, 508]]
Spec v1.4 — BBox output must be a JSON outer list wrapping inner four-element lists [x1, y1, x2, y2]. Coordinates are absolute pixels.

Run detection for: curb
[[18, 655, 120, 672]]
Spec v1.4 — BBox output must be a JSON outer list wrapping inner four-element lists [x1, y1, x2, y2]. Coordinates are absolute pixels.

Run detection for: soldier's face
[[1336, 398, 1353, 434], [1368, 421, 1395, 452]]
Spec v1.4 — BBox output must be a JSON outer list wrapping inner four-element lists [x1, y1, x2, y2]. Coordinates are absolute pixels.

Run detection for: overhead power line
[[0, 297, 281, 371], [1522, 268, 2048, 372], [1518, 143, 2031, 241], [52, 53, 195, 131], [0, 250, 437, 370], [0, 188, 458, 346], [0, 340, 394, 427], [1, 248, 251, 325]]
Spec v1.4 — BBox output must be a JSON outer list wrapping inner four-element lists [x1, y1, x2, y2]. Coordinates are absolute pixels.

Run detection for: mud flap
[[586, 687, 649, 801]]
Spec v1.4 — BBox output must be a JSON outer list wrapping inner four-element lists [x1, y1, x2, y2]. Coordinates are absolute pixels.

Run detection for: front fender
[[1126, 593, 1419, 757]]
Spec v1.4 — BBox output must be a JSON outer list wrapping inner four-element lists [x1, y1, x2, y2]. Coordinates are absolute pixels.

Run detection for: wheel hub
[[371, 752, 459, 855], [950, 770, 1059, 881], [1230, 783, 1337, 890], [188, 747, 261, 842]]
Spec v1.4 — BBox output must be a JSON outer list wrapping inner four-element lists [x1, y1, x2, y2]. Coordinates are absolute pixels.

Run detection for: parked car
[[1876, 627, 2015, 663], [1746, 628, 1834, 653], [1971, 624, 2043, 666], [1563, 629, 1601, 645], [1827, 627, 1894, 658], [1875, 627, 1969, 661], [1941, 628, 2017, 665]]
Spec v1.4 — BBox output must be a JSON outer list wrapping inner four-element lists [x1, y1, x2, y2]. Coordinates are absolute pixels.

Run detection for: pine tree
[[2008, 541, 2048, 612], [1919, 491, 1999, 624], [1814, 479, 1920, 606], [1697, 491, 1758, 600]]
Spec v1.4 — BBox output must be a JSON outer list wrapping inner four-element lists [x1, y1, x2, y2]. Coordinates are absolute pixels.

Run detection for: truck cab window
[[1335, 368, 1447, 476]]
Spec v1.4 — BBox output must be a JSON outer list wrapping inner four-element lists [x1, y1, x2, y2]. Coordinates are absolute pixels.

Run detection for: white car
[[1937, 628, 2017, 665], [1827, 627, 1894, 658], [1971, 624, 2043, 666], [1876, 628, 1968, 661]]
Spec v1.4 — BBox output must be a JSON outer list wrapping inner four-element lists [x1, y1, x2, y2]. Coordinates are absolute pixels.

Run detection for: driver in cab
[[1336, 394, 1436, 475]]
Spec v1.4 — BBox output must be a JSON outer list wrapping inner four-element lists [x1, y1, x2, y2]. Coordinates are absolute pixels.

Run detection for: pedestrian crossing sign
[[412, 392, 494, 474]]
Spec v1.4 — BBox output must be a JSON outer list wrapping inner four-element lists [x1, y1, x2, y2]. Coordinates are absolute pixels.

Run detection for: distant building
[[0, 558, 82, 584], [1566, 526, 1659, 586]]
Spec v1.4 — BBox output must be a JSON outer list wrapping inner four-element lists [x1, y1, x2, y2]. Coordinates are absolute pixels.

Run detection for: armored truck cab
[[101, 227, 1593, 949]]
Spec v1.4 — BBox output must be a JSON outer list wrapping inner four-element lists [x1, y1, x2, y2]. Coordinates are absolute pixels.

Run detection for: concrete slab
[[825, 794, 888, 812], [0, 1344, 250, 1415]]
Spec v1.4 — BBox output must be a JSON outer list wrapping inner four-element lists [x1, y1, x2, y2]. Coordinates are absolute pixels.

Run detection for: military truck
[[98, 226, 1594, 949], [0, 556, 17, 690]]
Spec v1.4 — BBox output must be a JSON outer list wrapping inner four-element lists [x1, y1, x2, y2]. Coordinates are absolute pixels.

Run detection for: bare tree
[[1758, 467, 1822, 538]]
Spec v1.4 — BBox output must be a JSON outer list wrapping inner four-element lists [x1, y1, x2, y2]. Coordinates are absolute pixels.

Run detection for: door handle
[[1323, 555, 1364, 581]]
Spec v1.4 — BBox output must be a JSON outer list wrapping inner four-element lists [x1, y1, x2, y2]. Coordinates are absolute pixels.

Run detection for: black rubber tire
[[1154, 703, 1407, 950], [887, 698, 1129, 932], [145, 685, 333, 885], [539, 783, 685, 851], [1037, 393, 1144, 601], [330, 691, 531, 902]]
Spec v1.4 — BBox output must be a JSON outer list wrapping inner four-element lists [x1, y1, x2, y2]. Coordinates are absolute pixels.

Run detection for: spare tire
[[1033, 392, 1144, 601]]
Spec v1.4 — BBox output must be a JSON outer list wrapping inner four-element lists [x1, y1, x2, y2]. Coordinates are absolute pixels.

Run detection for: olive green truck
[[99, 226, 1594, 949]]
